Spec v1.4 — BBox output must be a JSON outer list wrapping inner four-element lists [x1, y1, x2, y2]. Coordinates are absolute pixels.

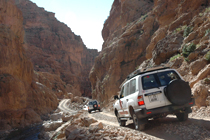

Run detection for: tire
[[132, 113, 145, 131], [176, 112, 188, 121], [117, 112, 126, 126], [88, 110, 91, 113], [98, 109, 101, 112], [165, 79, 191, 105]]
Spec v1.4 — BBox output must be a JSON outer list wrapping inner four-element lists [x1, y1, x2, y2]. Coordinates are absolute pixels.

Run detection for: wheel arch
[[129, 106, 134, 117], [114, 108, 118, 117]]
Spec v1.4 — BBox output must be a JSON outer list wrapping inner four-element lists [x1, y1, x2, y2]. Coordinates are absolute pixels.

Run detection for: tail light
[[138, 95, 145, 106], [88, 107, 89, 110], [98, 104, 100, 107]]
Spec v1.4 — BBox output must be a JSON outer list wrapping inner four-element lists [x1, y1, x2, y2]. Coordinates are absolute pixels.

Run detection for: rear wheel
[[132, 113, 145, 131], [88, 110, 91, 113], [117, 112, 126, 126], [176, 112, 188, 121]]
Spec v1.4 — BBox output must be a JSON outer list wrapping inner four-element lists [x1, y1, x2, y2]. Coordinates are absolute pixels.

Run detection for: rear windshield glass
[[142, 70, 180, 90], [89, 101, 97, 105]]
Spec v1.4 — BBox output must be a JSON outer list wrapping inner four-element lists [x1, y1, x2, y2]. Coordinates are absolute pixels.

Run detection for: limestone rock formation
[[90, 0, 210, 105], [15, 0, 98, 97]]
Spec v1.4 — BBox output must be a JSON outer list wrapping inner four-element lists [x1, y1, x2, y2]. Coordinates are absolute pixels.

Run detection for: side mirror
[[114, 95, 119, 100]]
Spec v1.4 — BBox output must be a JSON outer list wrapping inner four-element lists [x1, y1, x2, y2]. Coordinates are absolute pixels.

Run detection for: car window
[[89, 102, 93, 105], [89, 101, 97, 105], [124, 83, 130, 96], [142, 74, 159, 90], [92, 101, 97, 104], [157, 70, 180, 86], [130, 79, 136, 94], [120, 86, 125, 98]]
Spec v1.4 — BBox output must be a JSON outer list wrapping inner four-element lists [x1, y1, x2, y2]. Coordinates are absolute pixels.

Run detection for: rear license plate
[[148, 95, 158, 102]]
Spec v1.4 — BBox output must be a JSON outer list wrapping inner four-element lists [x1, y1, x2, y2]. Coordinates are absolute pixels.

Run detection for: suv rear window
[[157, 70, 180, 86], [142, 75, 159, 90], [89, 101, 97, 105], [142, 70, 180, 90]]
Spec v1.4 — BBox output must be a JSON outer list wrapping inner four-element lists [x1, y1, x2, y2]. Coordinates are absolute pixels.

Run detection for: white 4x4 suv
[[113, 66, 194, 130]]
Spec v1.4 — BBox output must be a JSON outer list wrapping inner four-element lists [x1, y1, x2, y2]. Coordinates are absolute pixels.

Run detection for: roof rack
[[126, 64, 170, 80]]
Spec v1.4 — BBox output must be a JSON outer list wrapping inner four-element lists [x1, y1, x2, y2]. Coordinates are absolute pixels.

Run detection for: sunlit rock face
[[90, 0, 210, 105], [15, 0, 98, 98]]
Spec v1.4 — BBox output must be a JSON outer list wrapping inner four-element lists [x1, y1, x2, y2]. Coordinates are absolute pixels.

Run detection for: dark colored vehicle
[[88, 100, 101, 113]]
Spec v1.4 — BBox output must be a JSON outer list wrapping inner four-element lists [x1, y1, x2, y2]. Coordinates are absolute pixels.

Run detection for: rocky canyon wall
[[15, 0, 98, 97], [0, 0, 97, 130], [0, 0, 57, 130], [90, 0, 210, 106]]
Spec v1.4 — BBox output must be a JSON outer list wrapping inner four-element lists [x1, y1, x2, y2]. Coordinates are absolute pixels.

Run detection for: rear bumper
[[88, 107, 100, 111], [135, 98, 195, 119]]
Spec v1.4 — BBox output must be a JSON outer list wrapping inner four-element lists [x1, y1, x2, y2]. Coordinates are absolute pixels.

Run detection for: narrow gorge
[[0, 0, 98, 131]]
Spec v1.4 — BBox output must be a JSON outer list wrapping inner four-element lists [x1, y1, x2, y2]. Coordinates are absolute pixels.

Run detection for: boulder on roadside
[[65, 125, 79, 138], [67, 129, 86, 140], [89, 122, 103, 133], [81, 117, 97, 127], [62, 112, 73, 122], [50, 112, 63, 121], [192, 80, 209, 107]]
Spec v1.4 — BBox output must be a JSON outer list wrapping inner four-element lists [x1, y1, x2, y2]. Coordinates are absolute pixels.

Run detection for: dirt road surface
[[61, 99, 210, 140]]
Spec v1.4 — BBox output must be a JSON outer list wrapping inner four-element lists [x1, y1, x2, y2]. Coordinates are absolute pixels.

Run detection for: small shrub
[[183, 26, 192, 37], [185, 57, 189, 62], [137, 14, 148, 23], [188, 43, 196, 52], [204, 78, 210, 84], [205, 29, 210, 36], [173, 25, 187, 34], [170, 54, 181, 61], [182, 43, 196, 58], [205, 7, 210, 13], [205, 51, 210, 62], [196, 44, 201, 49]]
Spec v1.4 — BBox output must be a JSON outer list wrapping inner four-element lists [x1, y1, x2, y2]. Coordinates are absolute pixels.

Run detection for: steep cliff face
[[0, 0, 66, 130], [90, 0, 210, 105], [90, 0, 155, 103], [0, 0, 36, 130], [15, 0, 98, 97]]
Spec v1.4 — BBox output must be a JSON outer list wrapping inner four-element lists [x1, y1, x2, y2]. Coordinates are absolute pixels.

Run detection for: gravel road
[[88, 108, 210, 140], [58, 99, 210, 140]]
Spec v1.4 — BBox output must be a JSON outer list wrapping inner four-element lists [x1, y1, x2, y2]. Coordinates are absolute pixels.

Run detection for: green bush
[[205, 29, 210, 36], [205, 7, 210, 13], [205, 51, 210, 62], [182, 43, 196, 58], [183, 26, 192, 37], [170, 54, 181, 61]]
